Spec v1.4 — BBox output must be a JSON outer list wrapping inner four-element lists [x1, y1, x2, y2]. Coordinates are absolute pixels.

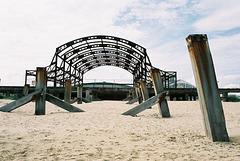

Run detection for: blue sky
[[0, 0, 239, 88]]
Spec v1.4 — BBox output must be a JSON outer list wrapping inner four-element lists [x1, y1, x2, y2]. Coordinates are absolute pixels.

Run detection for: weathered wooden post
[[77, 85, 83, 104], [35, 67, 47, 115], [64, 79, 71, 103], [150, 68, 171, 117], [23, 84, 30, 96], [186, 34, 229, 142]]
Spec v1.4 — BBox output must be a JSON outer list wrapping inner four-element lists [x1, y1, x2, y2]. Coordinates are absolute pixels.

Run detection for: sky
[[0, 0, 239, 88]]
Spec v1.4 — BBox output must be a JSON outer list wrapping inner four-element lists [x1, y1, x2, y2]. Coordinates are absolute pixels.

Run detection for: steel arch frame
[[25, 35, 177, 88]]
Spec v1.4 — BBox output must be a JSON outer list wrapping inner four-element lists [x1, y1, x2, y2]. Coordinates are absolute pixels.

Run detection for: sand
[[0, 99, 240, 161]]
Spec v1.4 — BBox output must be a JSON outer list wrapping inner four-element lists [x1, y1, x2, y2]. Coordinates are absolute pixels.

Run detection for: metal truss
[[25, 35, 177, 88]]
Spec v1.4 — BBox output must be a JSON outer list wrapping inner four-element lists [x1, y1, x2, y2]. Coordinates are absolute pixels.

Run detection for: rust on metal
[[64, 79, 72, 103], [25, 35, 177, 89], [135, 86, 143, 104], [150, 68, 170, 117], [139, 80, 150, 101], [186, 34, 229, 142], [35, 67, 47, 115]]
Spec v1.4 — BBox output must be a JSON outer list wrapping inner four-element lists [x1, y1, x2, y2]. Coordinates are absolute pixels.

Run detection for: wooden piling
[[186, 34, 229, 142], [77, 85, 83, 104], [35, 67, 47, 115], [150, 68, 170, 117], [64, 79, 71, 103]]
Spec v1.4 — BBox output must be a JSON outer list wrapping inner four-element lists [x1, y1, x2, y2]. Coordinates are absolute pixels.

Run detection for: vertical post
[[139, 80, 151, 108], [35, 67, 47, 115], [77, 85, 83, 104], [139, 80, 150, 101], [85, 89, 90, 100], [185, 94, 189, 101], [222, 92, 228, 102], [64, 79, 71, 103], [23, 84, 30, 96], [25, 71, 28, 85], [186, 34, 229, 142], [150, 68, 171, 117], [135, 86, 142, 104]]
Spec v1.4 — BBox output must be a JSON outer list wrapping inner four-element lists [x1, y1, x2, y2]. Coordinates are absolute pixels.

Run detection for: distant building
[[176, 79, 196, 88], [169, 79, 196, 88]]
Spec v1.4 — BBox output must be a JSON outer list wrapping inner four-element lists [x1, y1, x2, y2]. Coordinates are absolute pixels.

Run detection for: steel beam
[[186, 34, 229, 142], [150, 68, 170, 117], [122, 92, 166, 116], [0, 89, 41, 112], [46, 93, 84, 112], [35, 67, 47, 115]]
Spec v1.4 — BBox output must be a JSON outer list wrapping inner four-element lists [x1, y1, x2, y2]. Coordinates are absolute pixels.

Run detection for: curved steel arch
[[26, 35, 177, 88], [46, 35, 155, 86]]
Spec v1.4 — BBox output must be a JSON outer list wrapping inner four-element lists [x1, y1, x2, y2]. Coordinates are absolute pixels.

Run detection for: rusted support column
[[150, 68, 170, 117], [77, 85, 83, 104], [135, 86, 143, 104], [139, 80, 150, 101], [186, 34, 229, 142], [64, 79, 71, 103], [139, 80, 151, 108], [35, 67, 47, 115], [23, 84, 30, 96]]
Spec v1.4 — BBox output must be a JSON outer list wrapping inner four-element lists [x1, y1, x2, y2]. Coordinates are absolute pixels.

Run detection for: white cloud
[[0, 0, 239, 88], [117, 0, 190, 29], [0, 0, 142, 85], [192, 0, 240, 32]]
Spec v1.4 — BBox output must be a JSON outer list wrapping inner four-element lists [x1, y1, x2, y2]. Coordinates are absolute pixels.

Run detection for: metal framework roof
[[26, 35, 177, 88]]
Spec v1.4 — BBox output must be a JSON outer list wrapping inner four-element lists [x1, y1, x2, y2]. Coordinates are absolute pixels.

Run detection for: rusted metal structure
[[25, 35, 177, 88], [186, 34, 229, 142], [0, 68, 84, 115], [150, 68, 170, 117]]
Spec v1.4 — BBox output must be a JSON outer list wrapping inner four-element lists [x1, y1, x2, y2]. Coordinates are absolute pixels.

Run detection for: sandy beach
[[0, 99, 239, 160]]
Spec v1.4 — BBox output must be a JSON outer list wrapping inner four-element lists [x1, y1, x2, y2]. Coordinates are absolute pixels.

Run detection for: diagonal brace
[[122, 91, 166, 116], [46, 93, 84, 112], [126, 97, 138, 104], [0, 89, 42, 112]]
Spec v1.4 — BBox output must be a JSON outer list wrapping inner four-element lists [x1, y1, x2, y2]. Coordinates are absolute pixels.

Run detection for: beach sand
[[0, 99, 239, 160]]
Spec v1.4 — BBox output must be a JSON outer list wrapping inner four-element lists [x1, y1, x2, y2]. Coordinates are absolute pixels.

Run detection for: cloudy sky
[[0, 0, 239, 87]]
